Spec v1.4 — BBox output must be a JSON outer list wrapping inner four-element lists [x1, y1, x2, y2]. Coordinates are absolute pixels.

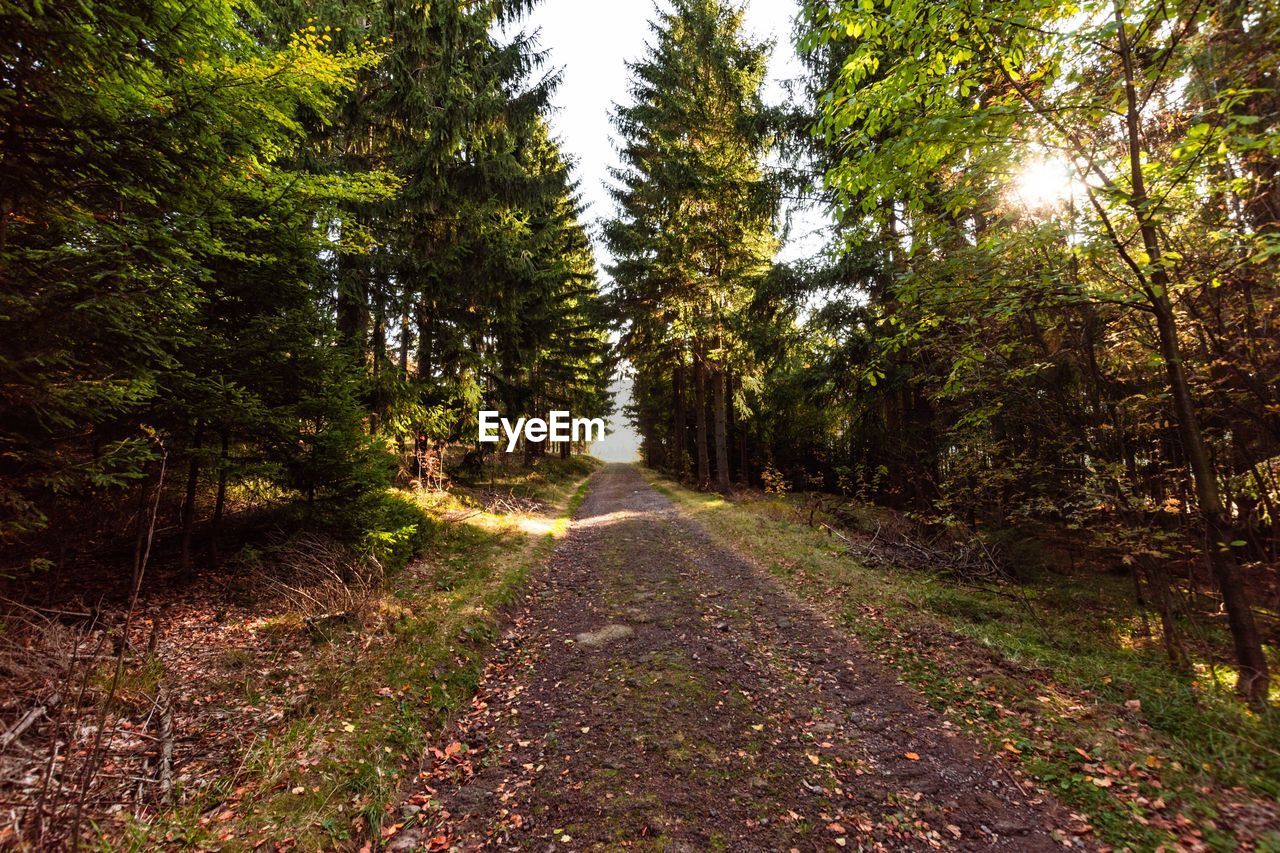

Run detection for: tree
[[606, 0, 777, 492], [1, 0, 610, 580], [0, 0, 389, 545], [798, 0, 1278, 702]]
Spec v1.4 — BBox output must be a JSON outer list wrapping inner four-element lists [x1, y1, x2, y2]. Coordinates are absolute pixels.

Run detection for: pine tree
[[0, 0, 388, 543], [1, 0, 610, 572], [606, 0, 777, 492]]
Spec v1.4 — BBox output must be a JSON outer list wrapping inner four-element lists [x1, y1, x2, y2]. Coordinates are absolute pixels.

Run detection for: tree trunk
[[209, 430, 228, 566], [399, 310, 411, 375], [336, 248, 368, 355], [693, 338, 710, 489], [713, 362, 730, 493], [1151, 296, 1268, 701], [370, 310, 384, 434], [130, 467, 153, 593], [672, 359, 687, 477], [1115, 3, 1269, 703], [1144, 561, 1191, 672], [415, 300, 434, 382], [179, 422, 204, 581]]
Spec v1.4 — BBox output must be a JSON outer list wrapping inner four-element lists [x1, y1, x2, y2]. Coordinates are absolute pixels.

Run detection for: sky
[[516, 0, 817, 266], [510, 0, 818, 462]]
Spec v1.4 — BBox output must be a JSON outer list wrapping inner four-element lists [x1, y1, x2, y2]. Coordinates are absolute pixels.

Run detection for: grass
[[643, 468, 1280, 851], [115, 456, 599, 850]]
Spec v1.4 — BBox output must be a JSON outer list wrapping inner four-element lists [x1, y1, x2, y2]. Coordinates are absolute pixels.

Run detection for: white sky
[[515, 0, 822, 268]]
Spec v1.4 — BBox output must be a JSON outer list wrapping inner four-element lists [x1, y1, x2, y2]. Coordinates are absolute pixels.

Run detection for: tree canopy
[[0, 0, 612, 558], [614, 0, 1277, 705]]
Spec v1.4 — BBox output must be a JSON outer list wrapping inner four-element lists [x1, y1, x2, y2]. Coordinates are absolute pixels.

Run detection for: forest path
[[395, 465, 1073, 851]]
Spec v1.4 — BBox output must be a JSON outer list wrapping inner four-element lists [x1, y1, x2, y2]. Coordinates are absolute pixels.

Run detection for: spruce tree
[[606, 0, 777, 492]]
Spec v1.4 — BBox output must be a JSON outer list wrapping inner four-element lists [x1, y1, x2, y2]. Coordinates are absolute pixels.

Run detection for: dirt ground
[[393, 464, 1080, 850]]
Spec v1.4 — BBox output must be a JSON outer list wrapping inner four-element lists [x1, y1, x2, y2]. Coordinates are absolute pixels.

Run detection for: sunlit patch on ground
[[508, 515, 562, 537], [573, 509, 647, 529]]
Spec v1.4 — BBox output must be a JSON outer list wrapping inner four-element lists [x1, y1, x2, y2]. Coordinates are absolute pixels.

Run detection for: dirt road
[[397, 465, 1073, 850]]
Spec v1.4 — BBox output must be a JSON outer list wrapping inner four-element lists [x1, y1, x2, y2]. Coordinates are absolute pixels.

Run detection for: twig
[[816, 520, 858, 548], [0, 694, 60, 752], [156, 688, 174, 807], [70, 445, 167, 850], [997, 757, 1031, 805]]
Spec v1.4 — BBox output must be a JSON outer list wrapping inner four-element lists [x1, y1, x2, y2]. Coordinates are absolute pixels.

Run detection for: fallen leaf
[[904, 752, 920, 761]]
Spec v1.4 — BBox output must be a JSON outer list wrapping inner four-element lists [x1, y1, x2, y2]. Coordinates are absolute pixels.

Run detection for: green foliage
[[606, 0, 778, 481], [736, 0, 1280, 698], [0, 0, 610, 560], [357, 491, 435, 575], [785, 0, 1280, 527], [0, 0, 390, 540]]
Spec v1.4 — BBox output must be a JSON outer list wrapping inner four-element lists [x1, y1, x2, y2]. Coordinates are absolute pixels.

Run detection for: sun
[[1008, 156, 1075, 210]]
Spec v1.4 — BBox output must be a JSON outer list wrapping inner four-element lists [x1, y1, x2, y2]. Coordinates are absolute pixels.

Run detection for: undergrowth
[[116, 457, 598, 849]]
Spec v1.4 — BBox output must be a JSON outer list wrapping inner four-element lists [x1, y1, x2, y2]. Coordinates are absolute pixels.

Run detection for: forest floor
[[392, 465, 1077, 850], [0, 457, 599, 849], [636, 473, 1279, 852], [7, 460, 1276, 849]]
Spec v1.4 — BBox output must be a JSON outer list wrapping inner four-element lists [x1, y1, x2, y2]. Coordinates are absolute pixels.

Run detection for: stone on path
[[575, 624, 634, 647]]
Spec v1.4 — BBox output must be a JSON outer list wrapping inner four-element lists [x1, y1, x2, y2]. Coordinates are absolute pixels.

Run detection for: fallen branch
[[156, 688, 174, 807], [0, 694, 59, 752], [815, 520, 858, 548]]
